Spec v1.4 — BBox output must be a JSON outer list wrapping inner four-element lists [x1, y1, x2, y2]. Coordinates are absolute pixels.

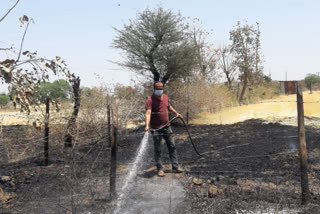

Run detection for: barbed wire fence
[[0, 83, 320, 213]]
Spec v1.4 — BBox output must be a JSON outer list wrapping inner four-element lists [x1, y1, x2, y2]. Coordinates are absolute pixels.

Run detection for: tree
[[0, 1, 73, 113], [112, 7, 195, 85], [64, 76, 81, 148], [0, 93, 10, 106], [114, 84, 136, 99], [304, 74, 320, 94], [36, 79, 72, 102], [216, 45, 237, 89], [1, 2, 81, 149], [229, 21, 263, 102], [191, 19, 217, 82]]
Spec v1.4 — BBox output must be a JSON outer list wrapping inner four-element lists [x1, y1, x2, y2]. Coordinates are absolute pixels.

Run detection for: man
[[145, 81, 184, 177]]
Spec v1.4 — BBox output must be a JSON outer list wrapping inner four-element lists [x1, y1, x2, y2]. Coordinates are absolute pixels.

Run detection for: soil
[[1, 117, 320, 213]]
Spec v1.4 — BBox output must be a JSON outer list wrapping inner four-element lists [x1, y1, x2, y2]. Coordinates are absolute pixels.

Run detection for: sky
[[1, 0, 320, 92]]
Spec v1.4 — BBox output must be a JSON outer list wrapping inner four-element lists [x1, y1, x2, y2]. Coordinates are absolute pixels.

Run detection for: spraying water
[[114, 132, 150, 214]]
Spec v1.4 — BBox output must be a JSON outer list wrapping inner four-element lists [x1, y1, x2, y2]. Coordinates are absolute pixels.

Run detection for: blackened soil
[[1, 118, 320, 213]]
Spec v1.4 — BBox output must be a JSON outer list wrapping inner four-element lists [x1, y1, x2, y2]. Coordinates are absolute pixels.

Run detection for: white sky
[[1, 0, 320, 92]]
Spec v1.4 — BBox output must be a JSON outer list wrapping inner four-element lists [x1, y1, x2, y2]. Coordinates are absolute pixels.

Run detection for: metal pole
[[44, 97, 50, 166], [285, 71, 287, 81], [296, 82, 310, 205]]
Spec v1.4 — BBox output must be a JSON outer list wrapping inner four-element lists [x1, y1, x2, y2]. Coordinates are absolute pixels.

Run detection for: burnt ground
[[1, 117, 320, 213]]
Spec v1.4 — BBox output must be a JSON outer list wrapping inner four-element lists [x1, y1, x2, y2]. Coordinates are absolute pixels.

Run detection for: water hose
[[150, 116, 203, 157]]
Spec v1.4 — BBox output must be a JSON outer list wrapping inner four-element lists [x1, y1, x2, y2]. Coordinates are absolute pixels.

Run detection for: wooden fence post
[[107, 104, 112, 148], [296, 82, 310, 205], [186, 80, 190, 125], [110, 104, 118, 200], [44, 97, 50, 166]]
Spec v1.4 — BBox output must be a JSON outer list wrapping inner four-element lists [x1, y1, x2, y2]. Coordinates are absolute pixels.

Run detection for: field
[[1, 92, 320, 213], [192, 92, 320, 125]]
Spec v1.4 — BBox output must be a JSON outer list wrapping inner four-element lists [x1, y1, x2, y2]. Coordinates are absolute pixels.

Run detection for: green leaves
[[35, 79, 72, 102], [112, 6, 194, 84], [1, 11, 76, 114], [0, 93, 10, 106], [229, 21, 263, 102], [304, 74, 320, 93]]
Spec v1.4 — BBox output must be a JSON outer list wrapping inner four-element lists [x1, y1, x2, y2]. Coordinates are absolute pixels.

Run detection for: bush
[[165, 79, 281, 121], [166, 80, 238, 121], [0, 93, 10, 106], [36, 79, 72, 102], [304, 74, 320, 93], [242, 81, 280, 103]]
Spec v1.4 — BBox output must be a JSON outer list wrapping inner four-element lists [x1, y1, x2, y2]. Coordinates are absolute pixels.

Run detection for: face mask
[[154, 90, 163, 96]]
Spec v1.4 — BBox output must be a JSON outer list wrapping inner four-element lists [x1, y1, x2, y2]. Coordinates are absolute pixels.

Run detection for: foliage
[[190, 19, 217, 83], [112, 7, 195, 84], [166, 80, 238, 121], [264, 75, 272, 83], [0, 93, 10, 106], [81, 87, 94, 97], [114, 84, 136, 100], [0, 4, 74, 113], [244, 81, 280, 103], [304, 73, 320, 94], [113, 83, 146, 131], [36, 79, 72, 102], [229, 21, 263, 103], [216, 45, 237, 89]]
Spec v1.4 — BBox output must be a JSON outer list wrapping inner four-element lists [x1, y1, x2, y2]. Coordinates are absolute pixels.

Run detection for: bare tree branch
[[16, 21, 30, 62], [0, 45, 14, 51], [0, 0, 20, 23]]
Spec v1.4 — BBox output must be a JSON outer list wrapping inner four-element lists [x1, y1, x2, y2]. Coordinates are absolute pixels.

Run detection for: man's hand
[[176, 113, 183, 118], [169, 105, 182, 119], [145, 126, 149, 132]]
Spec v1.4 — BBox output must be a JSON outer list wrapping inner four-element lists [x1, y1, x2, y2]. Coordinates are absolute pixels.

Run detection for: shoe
[[172, 167, 184, 173], [157, 170, 165, 177]]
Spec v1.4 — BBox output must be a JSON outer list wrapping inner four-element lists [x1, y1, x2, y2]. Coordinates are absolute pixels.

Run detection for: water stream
[[113, 132, 150, 214]]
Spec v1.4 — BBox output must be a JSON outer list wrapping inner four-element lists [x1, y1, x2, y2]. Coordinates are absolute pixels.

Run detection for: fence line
[[1, 90, 319, 212]]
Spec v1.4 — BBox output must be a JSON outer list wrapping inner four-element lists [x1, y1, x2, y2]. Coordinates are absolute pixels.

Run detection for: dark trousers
[[152, 126, 179, 170]]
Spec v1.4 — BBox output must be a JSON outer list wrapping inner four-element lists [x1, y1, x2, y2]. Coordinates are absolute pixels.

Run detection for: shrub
[[36, 79, 72, 102], [166, 80, 238, 121], [0, 93, 10, 106]]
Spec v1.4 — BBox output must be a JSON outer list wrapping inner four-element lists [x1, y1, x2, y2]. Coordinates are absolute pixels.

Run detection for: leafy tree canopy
[[112, 7, 196, 84], [304, 73, 320, 93], [0, 93, 10, 106], [229, 21, 263, 102], [36, 79, 72, 102]]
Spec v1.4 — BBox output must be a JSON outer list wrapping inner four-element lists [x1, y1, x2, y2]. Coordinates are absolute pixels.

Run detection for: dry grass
[[192, 91, 320, 125]]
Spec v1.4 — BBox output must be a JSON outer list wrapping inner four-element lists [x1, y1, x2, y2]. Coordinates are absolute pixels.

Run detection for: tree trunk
[[239, 72, 248, 103], [153, 72, 160, 82], [161, 72, 172, 85], [44, 97, 50, 166], [64, 77, 81, 148], [226, 72, 232, 89]]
